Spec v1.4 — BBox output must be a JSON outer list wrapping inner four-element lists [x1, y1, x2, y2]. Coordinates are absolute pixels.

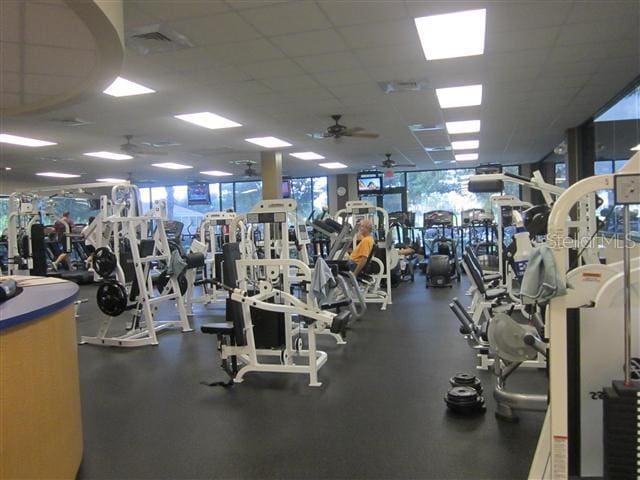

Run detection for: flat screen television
[[282, 179, 292, 199], [357, 173, 382, 194], [187, 183, 211, 205]]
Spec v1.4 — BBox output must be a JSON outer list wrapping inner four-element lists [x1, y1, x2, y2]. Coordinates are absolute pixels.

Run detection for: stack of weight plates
[[602, 378, 639, 479], [444, 386, 486, 415]]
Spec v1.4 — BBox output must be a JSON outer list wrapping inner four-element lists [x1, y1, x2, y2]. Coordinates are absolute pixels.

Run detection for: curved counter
[[0, 276, 82, 479]]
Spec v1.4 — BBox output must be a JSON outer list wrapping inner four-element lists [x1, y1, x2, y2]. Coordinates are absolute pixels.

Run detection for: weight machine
[[336, 201, 394, 310], [529, 152, 640, 479], [183, 211, 236, 310], [80, 184, 192, 347], [200, 199, 349, 386]]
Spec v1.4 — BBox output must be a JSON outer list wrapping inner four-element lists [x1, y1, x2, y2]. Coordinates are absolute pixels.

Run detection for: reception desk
[[0, 277, 82, 479]]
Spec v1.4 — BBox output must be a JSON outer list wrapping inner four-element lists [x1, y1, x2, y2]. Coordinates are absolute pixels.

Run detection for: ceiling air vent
[[425, 146, 452, 152], [141, 140, 181, 148], [126, 24, 195, 55], [409, 123, 443, 132], [378, 79, 430, 93]]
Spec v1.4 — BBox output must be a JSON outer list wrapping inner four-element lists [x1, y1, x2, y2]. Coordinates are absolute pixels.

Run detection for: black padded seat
[[320, 299, 352, 310], [482, 272, 502, 282], [201, 322, 235, 335], [484, 288, 507, 300]]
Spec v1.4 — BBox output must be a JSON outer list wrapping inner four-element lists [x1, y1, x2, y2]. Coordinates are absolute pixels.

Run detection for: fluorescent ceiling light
[[175, 112, 242, 130], [290, 151, 325, 160], [96, 178, 127, 183], [245, 136, 292, 148], [84, 151, 133, 160], [415, 9, 486, 60], [446, 120, 481, 134], [631, 143, 640, 151], [451, 140, 479, 150], [5, 167, 12, 171], [319, 162, 348, 169], [103, 77, 155, 97], [201, 170, 232, 176], [455, 153, 478, 161], [36, 172, 81, 178], [0, 133, 57, 147], [436, 84, 482, 108], [151, 162, 193, 170]]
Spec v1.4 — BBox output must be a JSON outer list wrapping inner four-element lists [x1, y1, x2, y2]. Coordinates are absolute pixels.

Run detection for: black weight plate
[[93, 247, 117, 277], [96, 281, 127, 317]]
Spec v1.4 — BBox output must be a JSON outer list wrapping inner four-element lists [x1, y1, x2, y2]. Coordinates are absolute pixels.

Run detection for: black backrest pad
[[221, 243, 245, 345], [30, 224, 47, 276], [463, 253, 486, 294]]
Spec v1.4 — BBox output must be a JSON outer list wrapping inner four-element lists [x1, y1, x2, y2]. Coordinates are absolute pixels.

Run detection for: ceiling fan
[[235, 160, 260, 178], [308, 114, 380, 140], [120, 134, 168, 156], [373, 154, 416, 175]]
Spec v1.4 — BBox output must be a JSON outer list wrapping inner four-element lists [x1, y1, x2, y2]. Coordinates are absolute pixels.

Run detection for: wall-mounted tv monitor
[[476, 163, 502, 175], [282, 179, 292, 199], [187, 183, 211, 205], [357, 173, 382, 194]]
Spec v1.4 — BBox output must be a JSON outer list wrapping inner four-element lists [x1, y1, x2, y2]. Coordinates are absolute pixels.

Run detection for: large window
[[220, 183, 234, 212], [503, 165, 521, 198], [234, 181, 263, 214], [290, 176, 328, 221], [406, 167, 519, 227], [555, 163, 568, 188]]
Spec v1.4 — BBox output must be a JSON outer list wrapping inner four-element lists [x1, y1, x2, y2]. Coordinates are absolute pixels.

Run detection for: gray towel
[[520, 244, 566, 305], [311, 257, 335, 302]]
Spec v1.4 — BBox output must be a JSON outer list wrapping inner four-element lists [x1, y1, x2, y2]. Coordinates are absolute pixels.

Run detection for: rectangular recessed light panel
[[0, 133, 57, 147], [290, 152, 325, 160], [245, 137, 292, 148], [36, 172, 80, 178], [84, 151, 133, 160], [451, 140, 479, 150], [319, 162, 348, 169], [415, 9, 486, 61], [175, 112, 242, 130], [151, 162, 193, 170], [446, 120, 481, 134], [436, 85, 482, 108], [455, 153, 479, 161], [631, 143, 640, 151], [201, 170, 232, 176], [103, 77, 155, 97], [97, 178, 127, 183]]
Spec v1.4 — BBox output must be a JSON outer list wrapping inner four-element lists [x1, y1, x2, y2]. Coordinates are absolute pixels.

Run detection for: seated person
[[347, 219, 375, 276], [48, 232, 72, 271]]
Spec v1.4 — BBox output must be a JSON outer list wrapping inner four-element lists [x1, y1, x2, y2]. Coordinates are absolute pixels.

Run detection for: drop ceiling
[[1, 0, 639, 186]]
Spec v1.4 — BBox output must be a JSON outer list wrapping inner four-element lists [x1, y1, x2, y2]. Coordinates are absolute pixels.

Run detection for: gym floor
[[74, 277, 546, 479]]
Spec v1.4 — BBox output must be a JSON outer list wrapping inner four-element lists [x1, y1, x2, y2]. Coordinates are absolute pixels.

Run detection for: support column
[[567, 122, 595, 185], [261, 151, 282, 200]]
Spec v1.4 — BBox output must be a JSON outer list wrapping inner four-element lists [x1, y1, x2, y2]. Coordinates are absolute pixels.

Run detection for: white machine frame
[[529, 152, 640, 479], [81, 184, 192, 347]]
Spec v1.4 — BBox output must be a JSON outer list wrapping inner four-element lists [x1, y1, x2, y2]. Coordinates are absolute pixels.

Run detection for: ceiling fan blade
[[393, 164, 416, 168], [344, 126, 364, 134], [347, 132, 380, 139]]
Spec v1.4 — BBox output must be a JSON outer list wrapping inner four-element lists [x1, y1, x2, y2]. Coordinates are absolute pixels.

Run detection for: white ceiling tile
[[261, 74, 321, 92], [318, 0, 408, 27], [226, 0, 289, 10], [339, 19, 417, 49], [239, 1, 331, 36], [313, 69, 372, 87], [354, 44, 422, 67], [365, 63, 430, 82], [24, 73, 83, 96], [130, 0, 230, 22], [1, 42, 20, 72], [556, 18, 638, 46], [565, 1, 639, 24], [535, 74, 591, 90], [2, 72, 20, 93], [295, 52, 360, 73], [122, 4, 159, 30], [486, 27, 559, 54], [187, 65, 254, 85], [487, 50, 548, 70], [542, 61, 599, 77], [327, 82, 384, 101], [170, 12, 262, 46], [270, 29, 348, 57], [240, 59, 305, 79], [277, 87, 335, 103], [150, 47, 225, 72], [223, 80, 274, 97], [207, 39, 286, 65], [0, 2, 20, 43], [488, 1, 574, 33], [404, 1, 484, 20]]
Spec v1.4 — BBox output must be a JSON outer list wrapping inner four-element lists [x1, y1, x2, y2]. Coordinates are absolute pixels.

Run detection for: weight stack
[[602, 380, 639, 479]]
